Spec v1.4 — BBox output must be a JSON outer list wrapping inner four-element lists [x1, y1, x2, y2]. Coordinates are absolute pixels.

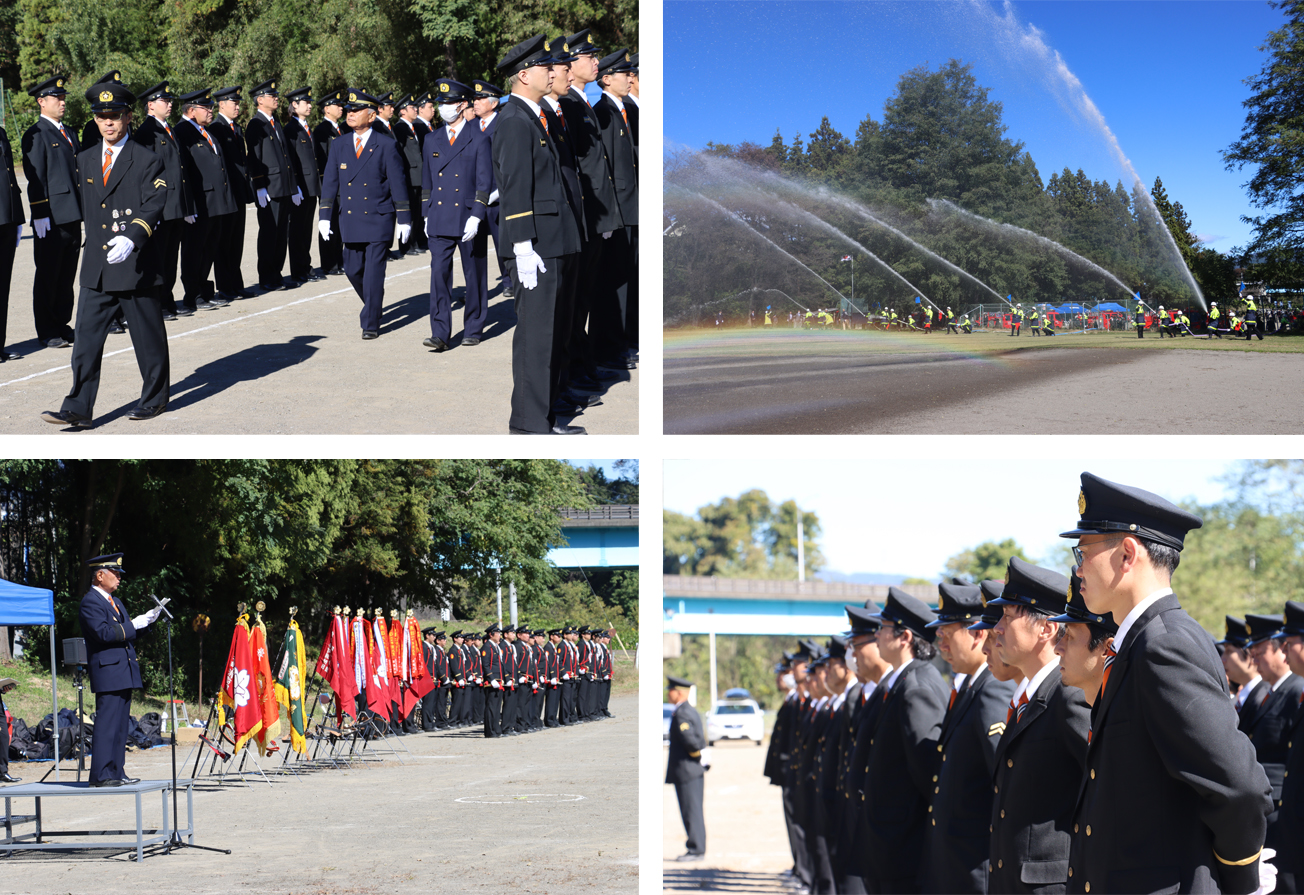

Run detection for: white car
[[707, 698, 764, 745]]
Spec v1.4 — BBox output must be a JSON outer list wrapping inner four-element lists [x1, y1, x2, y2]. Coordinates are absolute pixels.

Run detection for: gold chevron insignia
[[153, 178, 167, 188], [988, 722, 1006, 736], [100, 90, 113, 102]]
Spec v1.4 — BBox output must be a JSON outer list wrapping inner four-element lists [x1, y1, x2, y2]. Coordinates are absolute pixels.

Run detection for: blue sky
[[666, 0, 1287, 250], [664, 459, 1243, 580]]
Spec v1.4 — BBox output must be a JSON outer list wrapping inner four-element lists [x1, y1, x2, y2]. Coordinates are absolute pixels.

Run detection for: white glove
[[184, 214, 197, 224], [518, 675, 527, 684], [1252, 848, 1278, 895], [491, 680, 501, 690], [318, 220, 332, 241], [561, 673, 570, 680], [488, 189, 498, 205], [291, 188, 303, 207], [106, 235, 135, 264], [513, 241, 546, 291], [130, 607, 161, 629], [34, 218, 51, 238], [602, 230, 613, 239], [396, 223, 411, 243], [461, 215, 480, 242], [256, 188, 269, 208]]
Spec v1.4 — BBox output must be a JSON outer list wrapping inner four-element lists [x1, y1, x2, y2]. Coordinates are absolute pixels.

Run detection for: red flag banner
[[250, 621, 282, 755], [218, 616, 264, 754], [365, 623, 393, 721]]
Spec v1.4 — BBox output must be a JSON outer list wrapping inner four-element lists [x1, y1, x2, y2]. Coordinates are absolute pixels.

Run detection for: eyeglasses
[[95, 112, 126, 121], [1072, 537, 1124, 567]]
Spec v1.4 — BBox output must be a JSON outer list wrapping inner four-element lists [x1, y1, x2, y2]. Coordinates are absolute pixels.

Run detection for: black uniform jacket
[[924, 666, 1018, 894], [988, 666, 1089, 894], [245, 111, 295, 198], [480, 640, 503, 685], [312, 119, 343, 178], [0, 126, 23, 226], [626, 99, 639, 149], [22, 117, 82, 225], [285, 117, 321, 198], [860, 659, 948, 886], [543, 103, 586, 238], [1242, 672, 1303, 803], [765, 692, 796, 784], [133, 116, 195, 221], [391, 118, 422, 189], [558, 88, 623, 236], [75, 139, 167, 292], [1067, 594, 1273, 895], [1275, 698, 1304, 881], [211, 115, 255, 205], [593, 92, 637, 224], [372, 117, 393, 140], [78, 588, 145, 693], [490, 96, 581, 261], [667, 701, 707, 784], [176, 118, 238, 219], [447, 643, 465, 684], [1238, 679, 1271, 736], [413, 118, 433, 186]]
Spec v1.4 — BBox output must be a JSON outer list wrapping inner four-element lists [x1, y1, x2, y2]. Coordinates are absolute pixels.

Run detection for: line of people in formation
[[407, 624, 615, 739], [5, 29, 638, 434], [731, 473, 1299, 895]]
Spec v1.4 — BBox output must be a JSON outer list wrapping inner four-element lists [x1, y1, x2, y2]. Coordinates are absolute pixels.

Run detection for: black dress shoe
[[551, 403, 585, 417], [362, 330, 379, 340], [215, 292, 236, 303], [1, 773, 21, 783], [238, 287, 261, 298], [598, 359, 637, 371], [162, 310, 177, 321], [40, 410, 92, 429], [326, 266, 344, 276], [307, 273, 325, 282], [120, 776, 140, 785], [108, 320, 127, 334], [127, 404, 166, 421], [562, 392, 603, 408], [175, 306, 196, 317], [194, 298, 216, 311], [461, 337, 480, 347], [45, 337, 71, 349], [422, 337, 448, 352], [89, 778, 125, 787], [0, 350, 21, 362], [258, 282, 286, 293], [207, 295, 232, 308], [549, 424, 587, 435]]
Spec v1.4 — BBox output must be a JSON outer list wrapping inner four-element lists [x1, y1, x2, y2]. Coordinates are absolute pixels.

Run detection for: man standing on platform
[[176, 88, 238, 315], [210, 87, 256, 300], [22, 77, 81, 350], [667, 675, 707, 862], [420, 79, 490, 353], [246, 80, 302, 293], [312, 90, 346, 277], [318, 90, 411, 340], [40, 83, 171, 429], [284, 87, 323, 286], [77, 554, 162, 786]]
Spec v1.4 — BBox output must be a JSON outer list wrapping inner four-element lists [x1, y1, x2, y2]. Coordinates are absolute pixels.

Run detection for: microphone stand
[[152, 594, 230, 856]]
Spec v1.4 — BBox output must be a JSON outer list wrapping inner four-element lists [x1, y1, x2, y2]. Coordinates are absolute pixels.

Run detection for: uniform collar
[[1113, 587, 1174, 650], [1021, 656, 1060, 703]]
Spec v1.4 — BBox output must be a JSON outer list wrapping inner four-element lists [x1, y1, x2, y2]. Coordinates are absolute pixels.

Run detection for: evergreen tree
[[805, 116, 850, 176]]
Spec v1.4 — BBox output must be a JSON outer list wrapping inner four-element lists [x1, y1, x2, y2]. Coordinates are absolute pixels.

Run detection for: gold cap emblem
[[56, 79, 64, 88], [113, 73, 120, 81], [99, 90, 113, 102], [1078, 488, 1087, 515], [440, 83, 449, 93], [270, 82, 276, 90], [1066, 581, 1073, 603], [1246, 623, 1252, 635], [624, 51, 630, 61], [349, 92, 357, 102], [563, 42, 570, 52]]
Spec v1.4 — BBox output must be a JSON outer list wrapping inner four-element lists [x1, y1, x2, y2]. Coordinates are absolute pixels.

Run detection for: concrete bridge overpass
[[548, 506, 639, 569]]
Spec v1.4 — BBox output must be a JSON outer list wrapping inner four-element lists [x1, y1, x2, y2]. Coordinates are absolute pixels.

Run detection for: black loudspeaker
[[62, 637, 87, 666]]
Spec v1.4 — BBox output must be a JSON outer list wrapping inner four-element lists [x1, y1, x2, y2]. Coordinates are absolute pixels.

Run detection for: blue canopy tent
[[1095, 302, 1129, 312], [0, 578, 61, 778]]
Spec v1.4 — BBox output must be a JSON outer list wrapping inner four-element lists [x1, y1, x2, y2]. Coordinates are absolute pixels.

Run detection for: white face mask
[[438, 103, 461, 123], [780, 673, 795, 690]]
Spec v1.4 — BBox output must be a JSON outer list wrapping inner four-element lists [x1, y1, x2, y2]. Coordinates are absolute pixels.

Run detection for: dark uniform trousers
[[0, 224, 16, 352], [561, 678, 578, 723], [23, 118, 82, 343], [483, 686, 504, 738], [180, 212, 235, 307], [344, 241, 390, 332], [504, 258, 559, 432], [429, 237, 487, 342], [668, 701, 708, 856], [1276, 704, 1304, 893], [422, 684, 448, 729], [257, 197, 292, 286], [545, 683, 561, 726], [216, 207, 248, 296], [593, 226, 633, 363], [152, 219, 184, 312], [449, 684, 465, 724], [288, 195, 318, 280], [63, 288, 169, 416], [1066, 594, 1273, 895], [471, 683, 484, 724]]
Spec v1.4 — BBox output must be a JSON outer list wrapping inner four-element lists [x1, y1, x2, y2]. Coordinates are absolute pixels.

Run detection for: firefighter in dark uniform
[[1243, 295, 1264, 341], [77, 554, 163, 786], [391, 94, 424, 257], [411, 93, 434, 254], [22, 76, 82, 349], [558, 29, 624, 394], [210, 86, 257, 299], [80, 72, 126, 148], [447, 631, 467, 727], [312, 89, 346, 276], [481, 622, 505, 738], [421, 79, 490, 352], [282, 86, 322, 285], [468, 631, 486, 724], [500, 624, 520, 735], [986, 558, 1091, 895], [667, 674, 707, 861], [1273, 600, 1304, 894], [1134, 300, 1147, 338], [858, 588, 948, 893], [492, 34, 585, 435], [40, 83, 170, 429], [1048, 570, 1117, 709], [593, 49, 640, 370], [543, 628, 563, 727], [470, 79, 506, 289], [372, 93, 395, 140], [1061, 472, 1274, 894], [246, 79, 302, 292], [318, 89, 411, 339], [921, 581, 1017, 894], [0, 115, 22, 362], [134, 81, 196, 318], [176, 88, 239, 314], [1243, 613, 1303, 861], [419, 628, 444, 730]]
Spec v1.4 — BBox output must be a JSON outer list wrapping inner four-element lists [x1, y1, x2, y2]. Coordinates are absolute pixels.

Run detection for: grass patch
[[0, 659, 206, 728]]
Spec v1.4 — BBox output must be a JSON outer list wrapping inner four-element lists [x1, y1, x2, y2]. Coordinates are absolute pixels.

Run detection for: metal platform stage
[[1, 778, 195, 862]]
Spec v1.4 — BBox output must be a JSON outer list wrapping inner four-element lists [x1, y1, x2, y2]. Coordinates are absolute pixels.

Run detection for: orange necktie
[[556, 107, 566, 129], [102, 148, 112, 185], [1100, 644, 1117, 695], [58, 124, 73, 147], [448, 127, 456, 145], [1014, 691, 1030, 723], [164, 121, 174, 140], [1005, 696, 1018, 725], [480, 119, 487, 132], [947, 688, 958, 711], [355, 135, 363, 158], [538, 112, 549, 134], [620, 107, 628, 127]]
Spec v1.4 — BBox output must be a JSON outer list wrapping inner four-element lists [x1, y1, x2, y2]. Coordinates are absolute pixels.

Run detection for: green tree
[[662, 490, 824, 579], [805, 116, 850, 176], [943, 538, 1031, 582], [1222, 1, 1304, 265]]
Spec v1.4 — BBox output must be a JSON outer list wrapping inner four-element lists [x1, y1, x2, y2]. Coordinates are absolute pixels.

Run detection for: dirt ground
[[661, 739, 791, 893], [664, 329, 1304, 434], [0, 694, 635, 894], [0, 204, 637, 434]]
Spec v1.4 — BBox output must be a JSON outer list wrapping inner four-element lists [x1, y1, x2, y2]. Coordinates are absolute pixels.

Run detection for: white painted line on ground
[[0, 264, 432, 390]]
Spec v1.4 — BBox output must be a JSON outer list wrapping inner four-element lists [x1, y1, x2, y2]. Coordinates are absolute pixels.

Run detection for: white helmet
[[1211, 301, 1217, 306]]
